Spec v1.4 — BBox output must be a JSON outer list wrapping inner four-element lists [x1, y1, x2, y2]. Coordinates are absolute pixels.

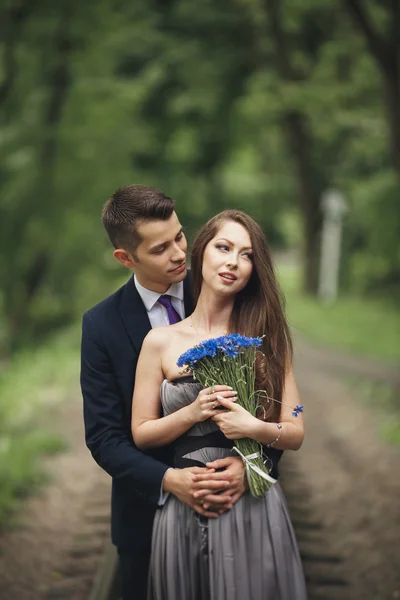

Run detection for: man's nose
[[171, 243, 186, 262]]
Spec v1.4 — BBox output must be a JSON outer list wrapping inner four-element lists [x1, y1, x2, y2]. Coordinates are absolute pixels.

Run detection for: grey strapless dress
[[147, 377, 307, 600]]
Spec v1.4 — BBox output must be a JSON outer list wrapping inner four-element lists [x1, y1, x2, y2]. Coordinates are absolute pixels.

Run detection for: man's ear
[[113, 248, 136, 269]]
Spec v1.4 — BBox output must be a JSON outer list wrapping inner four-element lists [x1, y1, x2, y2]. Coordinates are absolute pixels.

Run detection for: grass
[[276, 262, 400, 364], [0, 325, 80, 528], [346, 377, 400, 446], [276, 261, 400, 445]]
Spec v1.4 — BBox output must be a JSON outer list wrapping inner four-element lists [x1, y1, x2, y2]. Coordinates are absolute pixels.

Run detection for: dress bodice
[[161, 376, 234, 468], [161, 376, 283, 478]]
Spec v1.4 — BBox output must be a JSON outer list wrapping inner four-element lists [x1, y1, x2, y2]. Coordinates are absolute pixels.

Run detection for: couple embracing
[[80, 184, 307, 600]]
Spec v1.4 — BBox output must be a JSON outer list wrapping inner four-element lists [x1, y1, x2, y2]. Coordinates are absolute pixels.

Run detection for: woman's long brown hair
[[191, 210, 292, 422]]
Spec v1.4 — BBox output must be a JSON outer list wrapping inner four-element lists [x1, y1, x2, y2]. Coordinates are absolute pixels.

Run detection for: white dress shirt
[[134, 275, 185, 504], [134, 275, 185, 327]]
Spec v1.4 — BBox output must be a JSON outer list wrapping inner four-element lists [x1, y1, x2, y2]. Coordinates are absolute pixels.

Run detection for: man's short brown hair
[[102, 184, 175, 253]]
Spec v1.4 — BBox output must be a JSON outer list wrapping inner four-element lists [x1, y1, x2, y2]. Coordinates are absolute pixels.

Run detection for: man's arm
[[81, 312, 246, 512], [81, 312, 169, 505]]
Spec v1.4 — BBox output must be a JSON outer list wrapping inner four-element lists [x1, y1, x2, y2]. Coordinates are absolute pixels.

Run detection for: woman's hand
[[190, 385, 237, 423], [212, 395, 258, 439]]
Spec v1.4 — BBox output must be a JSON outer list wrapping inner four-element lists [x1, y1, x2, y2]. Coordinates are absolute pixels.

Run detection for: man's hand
[[163, 467, 233, 518], [192, 455, 246, 510]]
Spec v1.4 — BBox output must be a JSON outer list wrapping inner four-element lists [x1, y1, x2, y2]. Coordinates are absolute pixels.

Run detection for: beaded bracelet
[[266, 423, 283, 448]]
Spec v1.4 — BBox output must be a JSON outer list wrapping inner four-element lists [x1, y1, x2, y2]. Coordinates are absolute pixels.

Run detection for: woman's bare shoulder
[[142, 326, 171, 349], [142, 325, 187, 351]]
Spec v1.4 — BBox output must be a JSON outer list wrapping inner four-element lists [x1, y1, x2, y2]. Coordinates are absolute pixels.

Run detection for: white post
[[318, 188, 347, 302]]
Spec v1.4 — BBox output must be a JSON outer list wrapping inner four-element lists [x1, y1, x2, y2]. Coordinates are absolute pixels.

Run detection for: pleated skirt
[[147, 483, 307, 600]]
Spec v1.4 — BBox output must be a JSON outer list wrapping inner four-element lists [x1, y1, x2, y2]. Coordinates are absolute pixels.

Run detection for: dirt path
[[0, 341, 399, 600], [0, 386, 111, 600], [283, 337, 400, 600]]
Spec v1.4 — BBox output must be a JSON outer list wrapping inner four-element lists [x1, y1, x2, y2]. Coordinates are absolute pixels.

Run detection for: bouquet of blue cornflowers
[[177, 334, 303, 498]]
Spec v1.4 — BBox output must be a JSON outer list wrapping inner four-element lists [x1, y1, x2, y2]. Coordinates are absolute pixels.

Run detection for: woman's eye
[[243, 252, 253, 260], [216, 244, 229, 252]]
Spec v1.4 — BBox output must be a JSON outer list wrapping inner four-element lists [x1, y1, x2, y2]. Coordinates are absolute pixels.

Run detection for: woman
[[131, 210, 307, 600]]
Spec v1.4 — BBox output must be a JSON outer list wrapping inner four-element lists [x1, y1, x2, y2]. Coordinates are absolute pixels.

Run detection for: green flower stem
[[188, 347, 273, 498]]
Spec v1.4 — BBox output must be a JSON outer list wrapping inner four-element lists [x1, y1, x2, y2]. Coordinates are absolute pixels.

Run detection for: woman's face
[[201, 220, 254, 296]]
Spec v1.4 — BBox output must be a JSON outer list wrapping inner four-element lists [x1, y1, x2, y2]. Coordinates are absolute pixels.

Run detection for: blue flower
[[176, 339, 217, 367], [224, 343, 239, 358], [291, 405, 304, 417], [177, 334, 263, 367], [229, 334, 263, 349]]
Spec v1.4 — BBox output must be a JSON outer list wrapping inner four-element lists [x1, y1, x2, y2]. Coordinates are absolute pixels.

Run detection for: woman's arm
[[212, 367, 304, 451], [251, 368, 304, 450], [131, 329, 194, 450], [131, 329, 235, 450]]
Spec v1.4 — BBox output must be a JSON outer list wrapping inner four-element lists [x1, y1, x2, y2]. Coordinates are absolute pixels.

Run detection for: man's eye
[[153, 247, 165, 254]]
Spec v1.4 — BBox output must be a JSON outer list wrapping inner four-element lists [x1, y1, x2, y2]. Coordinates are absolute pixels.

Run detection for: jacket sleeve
[[80, 311, 169, 505]]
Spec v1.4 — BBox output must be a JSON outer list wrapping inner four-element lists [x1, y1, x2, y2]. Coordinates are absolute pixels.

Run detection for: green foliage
[[0, 431, 65, 527], [0, 326, 77, 527], [346, 378, 400, 447], [344, 170, 400, 294], [277, 262, 400, 364], [0, 0, 399, 354]]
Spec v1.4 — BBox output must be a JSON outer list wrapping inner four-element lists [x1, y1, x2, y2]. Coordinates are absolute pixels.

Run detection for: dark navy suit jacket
[[80, 272, 193, 551]]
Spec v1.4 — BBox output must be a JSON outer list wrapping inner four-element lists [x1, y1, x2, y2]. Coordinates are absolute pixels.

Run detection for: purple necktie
[[158, 295, 181, 325]]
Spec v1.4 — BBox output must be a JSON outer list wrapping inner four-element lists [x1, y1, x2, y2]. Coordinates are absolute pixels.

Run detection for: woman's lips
[[219, 272, 237, 283]]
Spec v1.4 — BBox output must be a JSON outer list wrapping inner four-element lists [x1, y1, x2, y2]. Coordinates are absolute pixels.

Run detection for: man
[[80, 184, 245, 600]]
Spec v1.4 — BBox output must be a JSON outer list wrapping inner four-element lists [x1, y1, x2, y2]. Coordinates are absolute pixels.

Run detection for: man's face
[[130, 212, 187, 292]]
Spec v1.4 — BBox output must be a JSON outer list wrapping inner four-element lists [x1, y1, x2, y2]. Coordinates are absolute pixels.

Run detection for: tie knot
[[157, 294, 181, 325], [158, 294, 173, 308]]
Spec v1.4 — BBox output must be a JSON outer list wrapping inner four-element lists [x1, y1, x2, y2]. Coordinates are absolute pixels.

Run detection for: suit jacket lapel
[[118, 275, 151, 355], [118, 272, 194, 354]]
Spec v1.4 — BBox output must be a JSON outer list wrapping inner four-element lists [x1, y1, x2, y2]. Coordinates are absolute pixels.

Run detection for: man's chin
[[168, 265, 187, 282]]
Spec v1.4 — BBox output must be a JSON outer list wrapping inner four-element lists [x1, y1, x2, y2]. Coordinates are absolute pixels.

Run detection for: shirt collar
[[134, 275, 184, 312]]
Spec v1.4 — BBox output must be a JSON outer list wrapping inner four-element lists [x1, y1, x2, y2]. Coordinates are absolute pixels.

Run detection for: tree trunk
[[264, 0, 324, 294], [4, 5, 74, 353], [343, 0, 400, 181], [284, 112, 323, 294], [0, 1, 35, 111], [382, 54, 400, 179]]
